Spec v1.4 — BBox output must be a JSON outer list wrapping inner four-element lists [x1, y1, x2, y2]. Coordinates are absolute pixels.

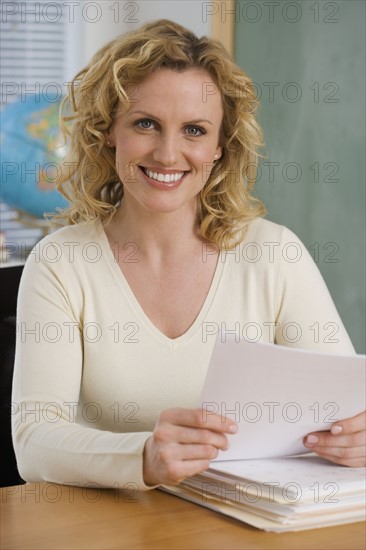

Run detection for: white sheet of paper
[[199, 336, 366, 460]]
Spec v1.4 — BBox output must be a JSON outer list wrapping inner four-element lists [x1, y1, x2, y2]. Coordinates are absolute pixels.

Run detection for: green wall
[[235, 0, 365, 352]]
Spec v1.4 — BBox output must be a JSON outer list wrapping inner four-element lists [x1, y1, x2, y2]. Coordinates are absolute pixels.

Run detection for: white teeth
[[144, 168, 184, 183]]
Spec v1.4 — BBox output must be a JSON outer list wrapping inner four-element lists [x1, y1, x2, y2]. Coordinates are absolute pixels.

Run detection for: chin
[[139, 196, 197, 215], [145, 203, 186, 215]]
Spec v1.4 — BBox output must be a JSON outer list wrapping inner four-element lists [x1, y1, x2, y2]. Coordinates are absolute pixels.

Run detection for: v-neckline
[[96, 218, 225, 349]]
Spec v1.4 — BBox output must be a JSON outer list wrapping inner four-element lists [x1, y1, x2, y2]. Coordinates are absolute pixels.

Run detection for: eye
[[185, 125, 206, 137], [135, 119, 155, 130]]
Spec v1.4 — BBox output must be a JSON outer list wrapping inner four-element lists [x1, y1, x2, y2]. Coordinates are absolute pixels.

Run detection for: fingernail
[[228, 424, 238, 434], [306, 435, 319, 445], [331, 425, 343, 435]]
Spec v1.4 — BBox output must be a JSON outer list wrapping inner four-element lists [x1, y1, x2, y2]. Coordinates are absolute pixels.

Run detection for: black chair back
[[0, 264, 26, 487]]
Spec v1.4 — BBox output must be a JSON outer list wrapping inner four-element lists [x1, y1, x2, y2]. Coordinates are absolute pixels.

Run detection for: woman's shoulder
[[232, 217, 311, 267], [40, 218, 103, 247], [22, 218, 105, 272], [243, 216, 300, 244]]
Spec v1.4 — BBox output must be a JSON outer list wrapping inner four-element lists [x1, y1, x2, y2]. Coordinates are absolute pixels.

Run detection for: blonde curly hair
[[49, 19, 266, 249]]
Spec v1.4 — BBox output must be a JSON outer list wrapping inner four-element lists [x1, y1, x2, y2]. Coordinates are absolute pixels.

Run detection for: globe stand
[[15, 208, 53, 237], [0, 207, 53, 266]]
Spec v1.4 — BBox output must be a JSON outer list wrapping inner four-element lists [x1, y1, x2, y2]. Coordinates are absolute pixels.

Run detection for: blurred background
[[1, 0, 365, 353]]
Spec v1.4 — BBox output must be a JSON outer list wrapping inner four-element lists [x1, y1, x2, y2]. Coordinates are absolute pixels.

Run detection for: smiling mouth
[[140, 166, 188, 183]]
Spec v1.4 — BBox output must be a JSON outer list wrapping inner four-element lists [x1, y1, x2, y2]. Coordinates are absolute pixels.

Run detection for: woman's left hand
[[303, 410, 366, 467]]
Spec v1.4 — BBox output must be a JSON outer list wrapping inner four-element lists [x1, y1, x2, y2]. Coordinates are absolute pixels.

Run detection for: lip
[[138, 166, 188, 190]]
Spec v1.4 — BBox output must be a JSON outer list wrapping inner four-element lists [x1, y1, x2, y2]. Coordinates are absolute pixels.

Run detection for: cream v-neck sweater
[[12, 217, 355, 490]]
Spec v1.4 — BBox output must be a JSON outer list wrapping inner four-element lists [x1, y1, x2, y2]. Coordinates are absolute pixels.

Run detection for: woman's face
[[108, 68, 223, 216]]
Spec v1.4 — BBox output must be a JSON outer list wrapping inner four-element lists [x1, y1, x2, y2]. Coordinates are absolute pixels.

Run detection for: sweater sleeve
[[274, 226, 355, 354], [11, 238, 155, 491]]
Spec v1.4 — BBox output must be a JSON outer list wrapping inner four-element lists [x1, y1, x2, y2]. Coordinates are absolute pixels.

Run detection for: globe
[[0, 94, 70, 219]]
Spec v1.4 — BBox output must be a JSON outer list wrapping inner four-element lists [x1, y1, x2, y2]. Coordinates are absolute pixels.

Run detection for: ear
[[214, 145, 222, 161], [105, 133, 115, 147]]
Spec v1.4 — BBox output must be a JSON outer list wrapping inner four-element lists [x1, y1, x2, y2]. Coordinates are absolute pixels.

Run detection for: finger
[[329, 410, 366, 436], [164, 459, 213, 485], [159, 443, 220, 462], [304, 430, 365, 449], [312, 450, 366, 468], [176, 426, 230, 450], [153, 424, 230, 450], [160, 408, 238, 434], [310, 444, 366, 460]]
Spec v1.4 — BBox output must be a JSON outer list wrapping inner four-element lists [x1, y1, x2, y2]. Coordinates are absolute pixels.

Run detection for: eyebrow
[[127, 110, 213, 126]]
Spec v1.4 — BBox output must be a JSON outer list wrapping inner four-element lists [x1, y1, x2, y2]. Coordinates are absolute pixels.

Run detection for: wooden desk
[[1, 483, 365, 549]]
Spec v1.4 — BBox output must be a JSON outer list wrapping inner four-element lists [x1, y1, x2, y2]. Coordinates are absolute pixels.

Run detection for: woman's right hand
[[142, 407, 238, 486]]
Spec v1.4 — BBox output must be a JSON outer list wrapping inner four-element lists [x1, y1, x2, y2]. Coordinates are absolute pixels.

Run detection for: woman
[[12, 20, 365, 490]]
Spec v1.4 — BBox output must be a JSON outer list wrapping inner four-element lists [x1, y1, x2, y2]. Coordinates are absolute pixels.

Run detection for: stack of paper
[[163, 338, 366, 532], [163, 455, 366, 532]]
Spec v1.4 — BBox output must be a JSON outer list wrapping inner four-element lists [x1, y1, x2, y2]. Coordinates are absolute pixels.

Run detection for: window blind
[[1, 0, 67, 263], [1, 0, 66, 103]]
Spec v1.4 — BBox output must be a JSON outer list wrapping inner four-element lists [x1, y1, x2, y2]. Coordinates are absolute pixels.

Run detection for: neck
[[106, 196, 203, 260]]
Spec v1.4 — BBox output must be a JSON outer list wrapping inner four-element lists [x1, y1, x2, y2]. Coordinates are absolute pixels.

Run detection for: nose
[[152, 132, 179, 166]]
